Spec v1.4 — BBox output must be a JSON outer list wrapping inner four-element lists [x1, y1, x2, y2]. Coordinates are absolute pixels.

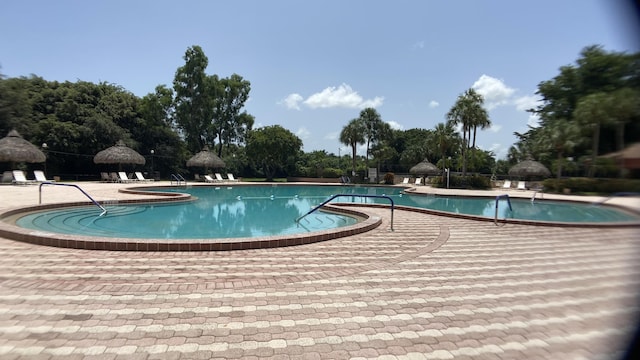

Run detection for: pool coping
[[0, 186, 383, 251]]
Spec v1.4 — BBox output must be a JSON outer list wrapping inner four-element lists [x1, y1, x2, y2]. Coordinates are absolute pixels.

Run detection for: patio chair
[[402, 177, 410, 184], [227, 173, 238, 182], [100, 172, 111, 182], [414, 177, 422, 186], [135, 172, 153, 182], [517, 181, 526, 190], [12, 170, 35, 185], [2, 171, 13, 183], [204, 175, 216, 183], [109, 172, 119, 182], [117, 172, 133, 183], [502, 180, 511, 189], [214, 173, 225, 182], [34, 170, 55, 182]]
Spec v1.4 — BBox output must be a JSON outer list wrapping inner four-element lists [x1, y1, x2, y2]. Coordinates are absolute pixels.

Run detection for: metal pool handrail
[[295, 194, 395, 231], [171, 173, 186, 186], [39, 181, 107, 216], [494, 194, 513, 226]]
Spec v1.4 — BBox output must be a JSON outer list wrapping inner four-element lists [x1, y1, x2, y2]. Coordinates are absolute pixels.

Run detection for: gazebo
[[186, 146, 225, 174], [93, 140, 146, 170], [410, 159, 440, 176], [0, 130, 46, 164], [508, 157, 551, 180]]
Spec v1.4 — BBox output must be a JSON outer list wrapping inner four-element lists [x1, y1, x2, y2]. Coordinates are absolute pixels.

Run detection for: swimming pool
[[13, 184, 640, 242]]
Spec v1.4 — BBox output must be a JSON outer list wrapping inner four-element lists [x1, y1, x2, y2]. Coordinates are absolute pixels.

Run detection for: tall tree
[[339, 118, 365, 176], [173, 45, 215, 153], [212, 74, 252, 156], [446, 88, 489, 176], [432, 122, 459, 179], [573, 92, 612, 177], [358, 107, 387, 162], [540, 118, 581, 179]]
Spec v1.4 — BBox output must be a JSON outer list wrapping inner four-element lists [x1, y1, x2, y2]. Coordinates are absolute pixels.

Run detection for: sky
[[1, 0, 639, 159]]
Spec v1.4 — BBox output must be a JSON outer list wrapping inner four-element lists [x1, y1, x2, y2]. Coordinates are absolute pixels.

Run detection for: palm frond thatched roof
[[93, 140, 145, 165], [186, 146, 225, 169], [0, 130, 46, 163], [409, 159, 440, 175]]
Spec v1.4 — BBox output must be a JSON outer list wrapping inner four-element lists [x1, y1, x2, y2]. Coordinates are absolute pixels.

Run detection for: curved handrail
[[39, 182, 107, 216], [494, 194, 513, 225], [171, 174, 186, 186], [295, 194, 395, 231]]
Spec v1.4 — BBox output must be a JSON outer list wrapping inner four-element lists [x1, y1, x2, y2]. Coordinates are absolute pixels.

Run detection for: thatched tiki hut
[[508, 157, 551, 180], [0, 130, 46, 165], [410, 159, 440, 176], [186, 146, 225, 175], [93, 140, 145, 171]]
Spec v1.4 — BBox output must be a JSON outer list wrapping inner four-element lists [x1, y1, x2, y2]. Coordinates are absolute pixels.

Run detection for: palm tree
[[446, 88, 490, 175], [358, 107, 385, 162], [339, 118, 365, 176], [432, 122, 458, 181], [540, 118, 581, 179], [573, 92, 612, 177]]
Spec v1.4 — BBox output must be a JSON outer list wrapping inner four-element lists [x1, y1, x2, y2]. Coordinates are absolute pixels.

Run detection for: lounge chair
[[227, 173, 238, 182], [502, 180, 511, 189], [117, 172, 133, 183], [402, 177, 410, 184], [12, 170, 35, 185], [414, 177, 422, 186], [214, 173, 225, 182], [34, 170, 55, 182], [109, 172, 119, 182], [135, 172, 153, 182], [100, 172, 112, 182], [204, 175, 216, 183], [517, 181, 526, 190]]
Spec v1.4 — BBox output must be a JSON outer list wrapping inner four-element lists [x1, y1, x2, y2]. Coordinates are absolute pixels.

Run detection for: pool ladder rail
[[39, 182, 107, 216], [296, 193, 395, 231], [494, 194, 513, 226], [171, 174, 186, 186]]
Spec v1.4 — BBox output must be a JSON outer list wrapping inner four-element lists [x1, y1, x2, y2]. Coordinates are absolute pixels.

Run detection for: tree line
[[1, 44, 638, 182]]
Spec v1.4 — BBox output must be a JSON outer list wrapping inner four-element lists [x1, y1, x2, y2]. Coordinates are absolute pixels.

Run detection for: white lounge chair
[[517, 181, 526, 190], [34, 170, 55, 182], [414, 177, 422, 186], [12, 170, 34, 185], [502, 180, 511, 189], [215, 173, 225, 182], [204, 175, 216, 183], [117, 172, 133, 183], [135, 172, 153, 182], [402, 177, 410, 184], [227, 173, 238, 182]]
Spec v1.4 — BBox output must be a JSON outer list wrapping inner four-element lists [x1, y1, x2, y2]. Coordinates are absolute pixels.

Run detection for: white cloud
[[412, 41, 425, 50], [324, 131, 339, 140], [489, 124, 502, 133], [488, 143, 508, 159], [296, 127, 311, 140], [514, 94, 540, 112], [387, 120, 404, 130], [527, 114, 540, 128], [279, 93, 303, 110], [429, 100, 439, 108], [472, 75, 516, 110], [282, 83, 383, 110]]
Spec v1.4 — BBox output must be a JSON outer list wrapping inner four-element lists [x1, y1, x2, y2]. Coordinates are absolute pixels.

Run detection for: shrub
[[322, 167, 342, 178], [383, 172, 395, 184], [432, 174, 491, 189], [542, 177, 640, 194]]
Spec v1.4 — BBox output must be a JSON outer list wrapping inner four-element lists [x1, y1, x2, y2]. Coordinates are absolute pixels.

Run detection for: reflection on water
[[16, 185, 638, 239]]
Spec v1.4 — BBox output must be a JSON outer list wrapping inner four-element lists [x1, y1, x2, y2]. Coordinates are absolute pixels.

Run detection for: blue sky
[[1, 0, 638, 159]]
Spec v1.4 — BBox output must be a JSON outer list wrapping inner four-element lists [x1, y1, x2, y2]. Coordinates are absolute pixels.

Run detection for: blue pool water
[[16, 185, 639, 239]]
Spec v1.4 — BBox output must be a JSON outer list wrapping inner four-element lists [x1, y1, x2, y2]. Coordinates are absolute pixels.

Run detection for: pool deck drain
[[0, 182, 639, 359]]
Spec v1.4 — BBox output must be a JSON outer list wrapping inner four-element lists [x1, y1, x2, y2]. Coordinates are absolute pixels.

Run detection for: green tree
[[173, 45, 215, 152], [573, 92, 613, 177], [540, 118, 581, 179], [358, 107, 388, 162], [212, 74, 253, 156], [446, 88, 489, 176], [246, 125, 302, 181], [432, 122, 459, 179], [339, 118, 365, 176]]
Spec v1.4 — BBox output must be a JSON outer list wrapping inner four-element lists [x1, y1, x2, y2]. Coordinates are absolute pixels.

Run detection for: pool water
[[16, 185, 639, 239]]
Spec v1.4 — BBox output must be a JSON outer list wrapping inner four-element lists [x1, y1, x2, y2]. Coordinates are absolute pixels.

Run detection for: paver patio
[[0, 182, 638, 359]]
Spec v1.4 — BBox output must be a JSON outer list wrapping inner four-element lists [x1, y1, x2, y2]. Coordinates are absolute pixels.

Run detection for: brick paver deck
[[0, 183, 638, 359]]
